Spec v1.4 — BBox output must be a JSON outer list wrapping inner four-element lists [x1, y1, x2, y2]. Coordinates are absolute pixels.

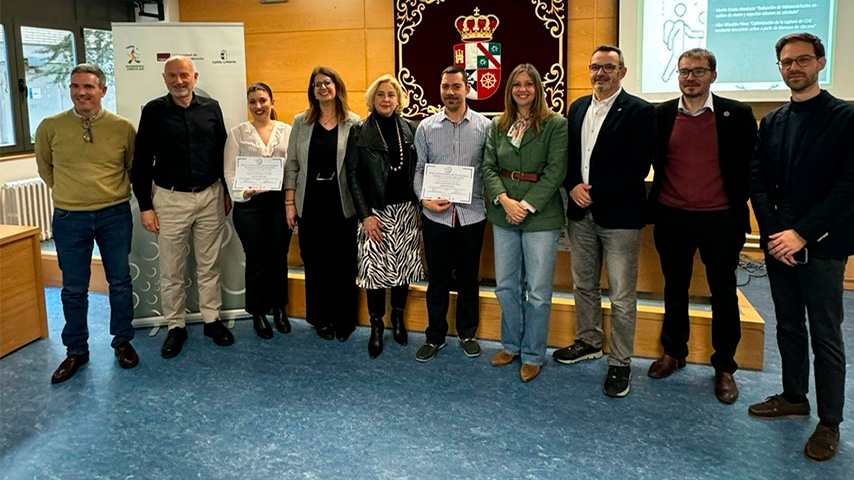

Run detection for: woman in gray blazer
[[285, 66, 361, 341]]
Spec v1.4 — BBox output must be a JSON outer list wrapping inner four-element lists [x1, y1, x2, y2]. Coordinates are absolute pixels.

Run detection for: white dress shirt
[[580, 87, 621, 184], [678, 93, 715, 116]]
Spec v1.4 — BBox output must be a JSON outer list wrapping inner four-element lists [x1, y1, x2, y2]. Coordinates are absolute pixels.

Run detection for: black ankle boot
[[368, 317, 384, 359], [390, 308, 408, 346], [272, 308, 291, 334], [253, 314, 274, 339]]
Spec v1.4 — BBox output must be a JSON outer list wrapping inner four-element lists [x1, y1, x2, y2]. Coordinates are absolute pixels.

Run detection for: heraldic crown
[[455, 8, 499, 43]]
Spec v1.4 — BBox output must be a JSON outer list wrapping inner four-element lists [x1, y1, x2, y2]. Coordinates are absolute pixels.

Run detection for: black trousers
[[233, 193, 292, 316], [653, 205, 745, 373], [422, 216, 486, 344], [766, 253, 846, 425], [366, 286, 409, 318], [298, 182, 357, 335]]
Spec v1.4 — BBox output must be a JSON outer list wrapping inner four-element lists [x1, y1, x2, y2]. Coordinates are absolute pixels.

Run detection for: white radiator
[[1, 177, 54, 241]]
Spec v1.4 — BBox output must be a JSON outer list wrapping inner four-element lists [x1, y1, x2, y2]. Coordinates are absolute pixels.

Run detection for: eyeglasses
[[313, 79, 334, 90], [777, 55, 817, 70], [81, 118, 93, 143], [678, 67, 711, 78], [588, 64, 620, 74]]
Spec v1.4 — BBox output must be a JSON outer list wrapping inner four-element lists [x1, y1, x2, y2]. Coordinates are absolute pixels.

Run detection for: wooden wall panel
[[180, 0, 365, 34]]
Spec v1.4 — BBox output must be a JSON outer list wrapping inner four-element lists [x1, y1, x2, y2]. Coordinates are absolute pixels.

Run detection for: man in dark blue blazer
[[553, 45, 656, 398], [646, 48, 757, 405], [748, 33, 854, 463]]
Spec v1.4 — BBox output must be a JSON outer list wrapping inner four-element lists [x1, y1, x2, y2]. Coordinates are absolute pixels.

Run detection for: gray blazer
[[284, 111, 360, 218]]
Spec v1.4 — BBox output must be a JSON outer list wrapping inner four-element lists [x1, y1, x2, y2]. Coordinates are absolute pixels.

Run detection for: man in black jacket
[[748, 33, 854, 462], [554, 45, 656, 398], [646, 48, 756, 405]]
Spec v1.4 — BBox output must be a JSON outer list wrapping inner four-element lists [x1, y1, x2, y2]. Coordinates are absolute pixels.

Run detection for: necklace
[[375, 117, 405, 172]]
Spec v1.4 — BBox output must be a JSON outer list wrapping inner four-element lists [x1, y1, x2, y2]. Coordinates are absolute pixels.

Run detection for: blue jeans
[[53, 202, 134, 355], [493, 225, 560, 366]]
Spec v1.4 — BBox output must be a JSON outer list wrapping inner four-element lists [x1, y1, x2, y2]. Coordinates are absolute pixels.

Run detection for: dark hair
[[71, 63, 106, 87], [247, 82, 276, 120], [306, 66, 350, 124], [441, 65, 468, 84], [592, 45, 625, 67], [775, 32, 825, 60], [678, 48, 717, 71], [497, 63, 554, 135]]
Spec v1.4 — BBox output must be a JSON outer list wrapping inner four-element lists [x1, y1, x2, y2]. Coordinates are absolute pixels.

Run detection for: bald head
[[163, 55, 198, 105]]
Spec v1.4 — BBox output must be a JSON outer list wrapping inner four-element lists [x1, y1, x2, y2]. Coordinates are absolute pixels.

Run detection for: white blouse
[[224, 120, 293, 202]]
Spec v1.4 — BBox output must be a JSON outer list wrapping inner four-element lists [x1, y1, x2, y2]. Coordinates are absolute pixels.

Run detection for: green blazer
[[482, 114, 568, 231]]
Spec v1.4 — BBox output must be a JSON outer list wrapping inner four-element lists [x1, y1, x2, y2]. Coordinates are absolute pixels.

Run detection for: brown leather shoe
[[114, 341, 139, 369], [491, 350, 519, 367], [51, 353, 89, 384], [647, 353, 686, 379], [804, 424, 840, 462], [714, 371, 739, 404], [520, 364, 540, 383]]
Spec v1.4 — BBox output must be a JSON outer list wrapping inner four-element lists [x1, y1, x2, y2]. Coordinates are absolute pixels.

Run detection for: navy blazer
[[749, 91, 854, 259], [648, 94, 757, 232], [565, 89, 656, 229]]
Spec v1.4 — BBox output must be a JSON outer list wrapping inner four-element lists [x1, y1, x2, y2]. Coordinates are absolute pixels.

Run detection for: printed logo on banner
[[156, 53, 171, 61], [213, 49, 237, 65], [453, 8, 501, 101], [126, 45, 144, 71]]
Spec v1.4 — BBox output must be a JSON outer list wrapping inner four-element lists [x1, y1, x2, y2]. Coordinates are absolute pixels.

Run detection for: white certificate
[[234, 156, 284, 191], [421, 164, 475, 204]]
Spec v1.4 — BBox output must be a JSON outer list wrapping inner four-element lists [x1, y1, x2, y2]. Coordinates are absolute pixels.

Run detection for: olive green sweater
[[35, 109, 136, 211]]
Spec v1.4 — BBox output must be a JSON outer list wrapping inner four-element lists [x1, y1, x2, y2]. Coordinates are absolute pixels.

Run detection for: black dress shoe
[[390, 307, 408, 346], [161, 327, 187, 358], [272, 308, 291, 334], [316, 325, 334, 341], [336, 327, 354, 342], [252, 314, 274, 339], [368, 317, 384, 359], [114, 341, 139, 369], [51, 353, 89, 384], [204, 320, 234, 346]]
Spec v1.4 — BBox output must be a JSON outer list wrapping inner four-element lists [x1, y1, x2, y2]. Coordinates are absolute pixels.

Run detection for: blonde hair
[[496, 63, 554, 135], [365, 74, 409, 114]]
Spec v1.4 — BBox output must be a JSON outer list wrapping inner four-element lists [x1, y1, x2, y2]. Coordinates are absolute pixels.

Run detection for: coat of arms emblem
[[453, 8, 501, 101]]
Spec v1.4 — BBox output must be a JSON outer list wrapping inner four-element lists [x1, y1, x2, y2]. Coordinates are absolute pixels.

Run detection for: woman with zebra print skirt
[[346, 74, 424, 358]]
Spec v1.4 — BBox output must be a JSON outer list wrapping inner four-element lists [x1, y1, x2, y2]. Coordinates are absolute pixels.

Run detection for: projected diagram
[[661, 3, 706, 82]]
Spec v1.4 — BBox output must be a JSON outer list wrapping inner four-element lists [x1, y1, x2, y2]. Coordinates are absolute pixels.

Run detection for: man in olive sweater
[[35, 64, 138, 384]]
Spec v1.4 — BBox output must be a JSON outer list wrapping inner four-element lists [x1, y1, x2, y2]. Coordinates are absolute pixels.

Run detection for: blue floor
[[1, 271, 852, 479]]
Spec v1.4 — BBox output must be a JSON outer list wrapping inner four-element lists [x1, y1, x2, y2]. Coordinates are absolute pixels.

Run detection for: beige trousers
[[152, 183, 224, 328]]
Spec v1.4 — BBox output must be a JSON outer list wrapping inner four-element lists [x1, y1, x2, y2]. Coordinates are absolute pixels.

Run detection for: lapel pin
[[724, 111, 730, 117]]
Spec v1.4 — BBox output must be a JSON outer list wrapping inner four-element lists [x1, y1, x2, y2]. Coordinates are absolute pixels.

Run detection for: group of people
[[34, 32, 852, 462]]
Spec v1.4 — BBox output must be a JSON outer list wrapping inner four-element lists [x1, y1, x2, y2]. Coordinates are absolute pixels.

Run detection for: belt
[[155, 181, 216, 193], [500, 168, 542, 182]]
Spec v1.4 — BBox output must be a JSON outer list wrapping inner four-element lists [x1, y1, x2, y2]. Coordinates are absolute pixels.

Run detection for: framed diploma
[[234, 156, 284, 191], [421, 164, 475, 204]]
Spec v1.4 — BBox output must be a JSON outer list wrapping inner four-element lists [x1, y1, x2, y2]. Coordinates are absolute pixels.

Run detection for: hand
[[498, 194, 528, 225], [768, 229, 806, 260], [242, 188, 269, 200], [570, 183, 593, 208], [362, 215, 384, 243], [772, 251, 798, 267], [286, 204, 297, 230], [422, 198, 452, 213], [224, 195, 233, 216], [140, 209, 160, 233]]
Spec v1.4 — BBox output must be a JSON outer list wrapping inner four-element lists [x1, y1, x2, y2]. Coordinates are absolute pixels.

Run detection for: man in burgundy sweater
[[646, 48, 757, 403]]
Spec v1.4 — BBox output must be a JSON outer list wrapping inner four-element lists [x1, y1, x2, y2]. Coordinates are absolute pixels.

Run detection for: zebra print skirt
[[356, 201, 424, 289]]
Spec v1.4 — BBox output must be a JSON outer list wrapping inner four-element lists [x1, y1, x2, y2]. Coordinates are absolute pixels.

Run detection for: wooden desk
[[0, 225, 48, 357]]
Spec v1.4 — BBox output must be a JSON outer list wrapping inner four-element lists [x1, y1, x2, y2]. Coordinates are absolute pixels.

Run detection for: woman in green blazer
[[482, 63, 568, 383]]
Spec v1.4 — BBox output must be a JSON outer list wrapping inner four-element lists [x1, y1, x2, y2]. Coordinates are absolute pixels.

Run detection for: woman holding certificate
[[346, 74, 422, 359], [224, 82, 293, 339], [482, 64, 568, 382], [284, 67, 360, 342]]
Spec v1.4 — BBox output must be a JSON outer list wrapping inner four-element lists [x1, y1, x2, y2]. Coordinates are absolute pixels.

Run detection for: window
[[0, 26, 15, 147], [21, 26, 77, 143], [84, 28, 115, 113]]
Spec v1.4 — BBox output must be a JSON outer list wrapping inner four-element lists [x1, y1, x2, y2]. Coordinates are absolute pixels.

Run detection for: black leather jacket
[[345, 113, 418, 221]]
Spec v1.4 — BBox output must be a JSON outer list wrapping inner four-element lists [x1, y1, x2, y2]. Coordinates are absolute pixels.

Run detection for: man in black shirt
[[132, 56, 234, 358], [748, 33, 854, 462]]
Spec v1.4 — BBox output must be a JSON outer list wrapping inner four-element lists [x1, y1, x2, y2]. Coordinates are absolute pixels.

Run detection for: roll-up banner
[[112, 23, 248, 325]]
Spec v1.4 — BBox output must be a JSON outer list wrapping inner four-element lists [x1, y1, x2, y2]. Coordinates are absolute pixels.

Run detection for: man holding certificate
[[413, 66, 491, 363]]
